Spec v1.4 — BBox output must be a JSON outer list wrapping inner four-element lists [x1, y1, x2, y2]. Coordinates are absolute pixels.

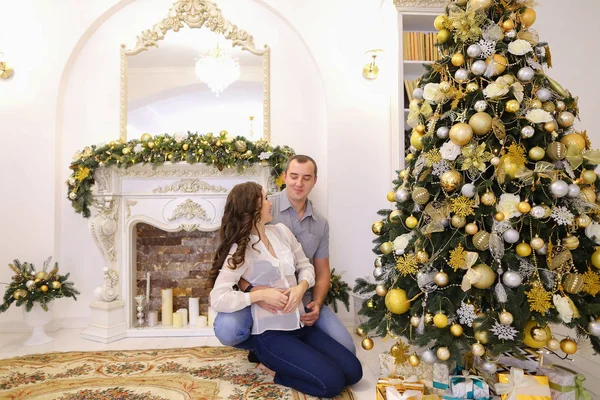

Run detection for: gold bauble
[[380, 242, 394, 255], [372, 221, 384, 235], [391, 343, 403, 357], [433, 313, 449, 328], [469, 112, 493, 136], [530, 236, 545, 250], [562, 234, 579, 251], [167, 154, 173, 160], [465, 223, 479, 235], [40, 285, 49, 293], [516, 242, 532, 257], [582, 187, 597, 203], [408, 353, 421, 367], [13, 289, 25, 300], [451, 215, 466, 228], [472, 342, 485, 356], [543, 121, 557, 133], [547, 338, 561, 351], [405, 215, 418, 229], [530, 99, 542, 109], [472, 264, 495, 289], [556, 100, 566, 112], [486, 54, 508, 76], [35, 271, 48, 281], [517, 201, 531, 214], [415, 124, 426, 134], [563, 273, 584, 294], [473, 231, 490, 251], [474, 330, 489, 344], [109, 140, 117, 147], [576, 214, 591, 228], [439, 81, 452, 93], [523, 320, 550, 348], [541, 204, 552, 218], [440, 170, 463, 192], [466, 82, 479, 93], [561, 134, 586, 152], [520, 8, 537, 28], [502, 19, 515, 31], [147, 141, 155, 149], [356, 326, 368, 337], [560, 337, 578, 354], [182, 143, 189, 151], [470, 0, 492, 10], [505, 100, 520, 113], [424, 312, 434, 325], [406, 154, 414, 162], [557, 111, 575, 128], [416, 250, 430, 263], [450, 323, 464, 337], [412, 187, 430, 205], [542, 101, 556, 113], [376, 284, 389, 297], [451, 53, 465, 67], [385, 288, 411, 314], [400, 169, 410, 180], [501, 74, 515, 85], [434, 14, 448, 30], [499, 310, 514, 325], [410, 315, 421, 327], [449, 123, 473, 146], [530, 325, 549, 343], [410, 131, 424, 150], [362, 336, 375, 350], [480, 191, 497, 206], [367, 300, 375, 309], [437, 347, 451, 361], [528, 146, 545, 161], [389, 210, 403, 224], [35, 278, 41, 283], [387, 191, 397, 202], [434, 271, 449, 287], [122, 147, 131, 155], [140, 133, 152, 142], [547, 142, 567, 161], [581, 169, 597, 184], [494, 212, 505, 222], [437, 29, 451, 43], [50, 281, 61, 290]]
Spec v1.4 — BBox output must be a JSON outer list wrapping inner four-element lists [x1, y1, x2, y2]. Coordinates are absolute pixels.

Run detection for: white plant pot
[[22, 303, 53, 346]]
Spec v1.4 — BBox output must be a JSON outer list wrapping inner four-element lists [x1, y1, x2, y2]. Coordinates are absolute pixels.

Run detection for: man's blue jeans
[[213, 295, 356, 354]]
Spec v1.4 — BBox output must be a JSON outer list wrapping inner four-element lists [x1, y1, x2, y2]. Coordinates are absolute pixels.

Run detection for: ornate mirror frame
[[120, 0, 271, 142]]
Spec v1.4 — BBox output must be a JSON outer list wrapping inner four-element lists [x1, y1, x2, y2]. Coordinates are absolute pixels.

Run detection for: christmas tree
[[355, 0, 600, 367]]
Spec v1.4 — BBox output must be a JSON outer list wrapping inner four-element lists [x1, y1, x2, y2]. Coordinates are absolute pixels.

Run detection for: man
[[212, 155, 356, 355]]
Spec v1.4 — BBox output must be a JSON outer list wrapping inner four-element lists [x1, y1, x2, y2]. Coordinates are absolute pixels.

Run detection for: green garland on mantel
[[67, 131, 295, 218]]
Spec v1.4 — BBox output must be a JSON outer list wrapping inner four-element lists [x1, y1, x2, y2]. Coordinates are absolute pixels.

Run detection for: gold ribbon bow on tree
[[515, 161, 556, 186], [460, 252, 480, 291], [407, 100, 433, 128], [565, 146, 600, 170]]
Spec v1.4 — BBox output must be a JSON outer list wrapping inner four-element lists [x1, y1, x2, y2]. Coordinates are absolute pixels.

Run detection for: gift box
[[377, 377, 427, 400], [441, 373, 490, 400], [499, 348, 543, 374], [474, 356, 511, 395], [536, 365, 591, 400], [433, 360, 457, 394], [496, 367, 552, 400]]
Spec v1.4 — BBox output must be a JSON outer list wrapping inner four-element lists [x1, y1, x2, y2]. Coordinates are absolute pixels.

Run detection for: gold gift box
[[376, 377, 426, 400], [498, 373, 552, 400]]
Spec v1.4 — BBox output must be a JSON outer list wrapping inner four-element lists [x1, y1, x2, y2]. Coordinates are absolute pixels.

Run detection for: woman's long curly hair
[[207, 181, 263, 289]]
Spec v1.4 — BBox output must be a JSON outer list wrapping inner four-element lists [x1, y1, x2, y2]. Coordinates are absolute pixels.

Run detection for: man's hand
[[282, 281, 309, 314], [300, 301, 322, 326]]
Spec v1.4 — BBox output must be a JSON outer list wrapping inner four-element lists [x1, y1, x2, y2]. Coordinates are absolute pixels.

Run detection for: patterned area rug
[[0, 347, 356, 399]]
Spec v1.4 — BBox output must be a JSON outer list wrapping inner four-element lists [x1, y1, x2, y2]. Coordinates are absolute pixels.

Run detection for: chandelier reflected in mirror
[[195, 44, 241, 96]]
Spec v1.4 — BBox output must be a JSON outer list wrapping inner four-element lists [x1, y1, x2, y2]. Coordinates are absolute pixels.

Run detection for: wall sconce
[[362, 49, 384, 80], [0, 53, 13, 79]]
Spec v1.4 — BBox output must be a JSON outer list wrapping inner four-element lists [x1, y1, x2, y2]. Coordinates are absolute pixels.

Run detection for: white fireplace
[[80, 162, 273, 343]]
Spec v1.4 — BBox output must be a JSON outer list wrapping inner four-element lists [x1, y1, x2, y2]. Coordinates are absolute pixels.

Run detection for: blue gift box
[[442, 374, 490, 400]]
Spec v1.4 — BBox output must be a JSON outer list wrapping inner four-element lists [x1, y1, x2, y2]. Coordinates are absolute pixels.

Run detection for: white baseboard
[[0, 317, 88, 333]]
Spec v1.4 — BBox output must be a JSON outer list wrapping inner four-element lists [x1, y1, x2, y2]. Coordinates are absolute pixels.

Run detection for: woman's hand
[[282, 280, 309, 314], [251, 288, 288, 309]]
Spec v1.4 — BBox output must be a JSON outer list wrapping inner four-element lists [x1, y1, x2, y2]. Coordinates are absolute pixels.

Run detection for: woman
[[209, 182, 362, 398]]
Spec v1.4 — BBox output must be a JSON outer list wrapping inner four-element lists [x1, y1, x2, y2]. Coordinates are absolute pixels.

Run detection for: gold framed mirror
[[120, 0, 270, 142]]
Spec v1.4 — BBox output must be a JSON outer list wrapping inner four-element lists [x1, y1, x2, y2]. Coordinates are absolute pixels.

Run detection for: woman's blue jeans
[[252, 326, 362, 398]]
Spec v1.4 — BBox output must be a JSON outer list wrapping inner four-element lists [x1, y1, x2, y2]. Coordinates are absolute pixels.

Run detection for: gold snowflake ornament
[[75, 167, 91, 181], [395, 254, 419, 277], [582, 268, 600, 296], [448, 243, 466, 272], [525, 282, 554, 313], [424, 149, 442, 167], [450, 196, 476, 218]]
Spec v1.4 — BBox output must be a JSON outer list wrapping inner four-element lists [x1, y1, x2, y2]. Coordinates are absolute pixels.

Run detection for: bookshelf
[[393, 1, 446, 170]]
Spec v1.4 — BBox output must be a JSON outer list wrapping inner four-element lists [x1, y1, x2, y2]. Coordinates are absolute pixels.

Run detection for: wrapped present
[[386, 386, 424, 400], [474, 356, 510, 395], [536, 365, 591, 400], [433, 360, 457, 394], [499, 348, 543, 373], [396, 357, 435, 382], [441, 372, 490, 400], [496, 367, 552, 400]]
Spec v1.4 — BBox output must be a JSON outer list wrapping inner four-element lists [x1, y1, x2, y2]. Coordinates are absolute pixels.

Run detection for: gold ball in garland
[[468, 112, 493, 136], [449, 123, 473, 146], [530, 325, 549, 343], [502, 18, 515, 31], [474, 330, 489, 344], [436, 347, 450, 361], [561, 133, 586, 152], [389, 210, 403, 224], [451, 53, 465, 67], [372, 221, 384, 235], [520, 7, 536, 27], [437, 29, 451, 43], [408, 353, 421, 367], [356, 326, 368, 337], [434, 15, 447, 30], [542, 101, 556, 112], [361, 336, 374, 350], [517, 201, 531, 214], [505, 100, 520, 113], [390, 343, 403, 357], [486, 54, 508, 76], [410, 131, 424, 150], [434, 271, 449, 287], [546, 337, 560, 351], [581, 170, 597, 184], [466, 82, 479, 93], [440, 170, 462, 192], [499, 310, 514, 325], [433, 313, 448, 328], [13, 289, 27, 300], [450, 323, 463, 337], [472, 342, 485, 357], [544, 121, 557, 133], [416, 250, 429, 263], [556, 100, 566, 111], [147, 141, 155, 149], [35, 271, 48, 280], [576, 214, 591, 228], [523, 320, 550, 348], [528, 146, 545, 161], [516, 242, 532, 257], [387, 191, 397, 202], [465, 223, 479, 235], [385, 288, 410, 314], [471, 264, 495, 289], [582, 187, 596, 203], [415, 124, 426, 135], [399, 169, 409, 180], [530, 236, 545, 250], [122, 147, 131, 155], [40, 285, 49, 293], [410, 315, 421, 327], [480, 191, 496, 206], [405, 215, 418, 229], [376, 284, 388, 297], [494, 212, 505, 222], [182, 143, 189, 151], [51, 281, 61, 290], [530, 99, 542, 109], [557, 111, 575, 128], [451, 215, 466, 228], [560, 337, 578, 354], [380, 242, 394, 255], [140, 133, 152, 142]]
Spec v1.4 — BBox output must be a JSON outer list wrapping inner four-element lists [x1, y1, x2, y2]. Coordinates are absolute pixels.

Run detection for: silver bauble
[[395, 188, 410, 202], [461, 183, 477, 198], [536, 244, 548, 255], [537, 88, 552, 102], [505, 29, 516, 38], [568, 184, 581, 198], [437, 126, 449, 139], [472, 342, 485, 357], [502, 271, 523, 288], [517, 67, 535, 82], [26, 280, 36, 290], [471, 60, 487, 76], [474, 100, 488, 112], [481, 360, 498, 374], [550, 180, 569, 198], [374, 267, 384, 279], [503, 228, 520, 244], [455, 68, 470, 83], [421, 349, 437, 364], [413, 87, 424, 100], [521, 126, 535, 138], [467, 44, 482, 58], [588, 320, 600, 337], [490, 156, 500, 166], [374, 256, 383, 268], [530, 205, 546, 219], [417, 268, 438, 292]]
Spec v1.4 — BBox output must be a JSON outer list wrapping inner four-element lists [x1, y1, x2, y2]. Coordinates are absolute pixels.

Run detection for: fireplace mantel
[[80, 162, 273, 342]]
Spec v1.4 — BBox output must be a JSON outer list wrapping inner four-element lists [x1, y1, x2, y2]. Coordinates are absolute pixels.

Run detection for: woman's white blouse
[[210, 223, 315, 334]]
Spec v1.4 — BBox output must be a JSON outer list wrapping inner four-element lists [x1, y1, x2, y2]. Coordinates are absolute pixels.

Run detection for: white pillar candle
[[146, 272, 151, 300], [147, 310, 158, 327], [196, 315, 208, 328], [208, 306, 217, 327], [173, 312, 183, 328], [176, 308, 188, 326], [161, 289, 173, 326], [188, 297, 200, 326]]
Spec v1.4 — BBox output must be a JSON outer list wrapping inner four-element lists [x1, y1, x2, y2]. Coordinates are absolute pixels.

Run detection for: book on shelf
[[404, 79, 418, 103], [402, 31, 441, 62]]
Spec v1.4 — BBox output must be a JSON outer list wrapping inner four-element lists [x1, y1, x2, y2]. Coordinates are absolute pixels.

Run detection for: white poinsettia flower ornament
[[508, 39, 533, 55]]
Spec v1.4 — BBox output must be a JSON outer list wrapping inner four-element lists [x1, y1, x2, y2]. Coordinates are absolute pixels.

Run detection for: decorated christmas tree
[[355, 0, 600, 370]]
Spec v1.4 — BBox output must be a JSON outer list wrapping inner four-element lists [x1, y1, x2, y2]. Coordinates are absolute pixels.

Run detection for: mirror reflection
[[126, 27, 266, 141]]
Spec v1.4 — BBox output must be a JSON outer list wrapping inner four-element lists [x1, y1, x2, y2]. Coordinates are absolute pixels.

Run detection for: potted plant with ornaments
[[0, 257, 79, 345]]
